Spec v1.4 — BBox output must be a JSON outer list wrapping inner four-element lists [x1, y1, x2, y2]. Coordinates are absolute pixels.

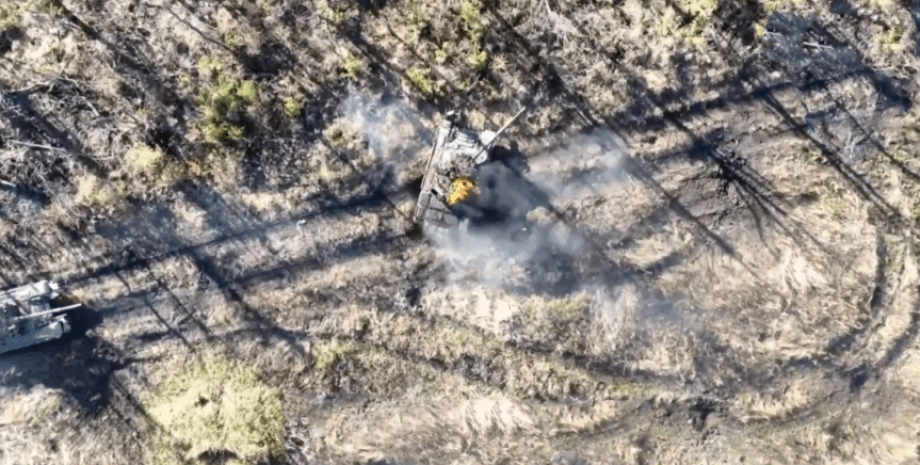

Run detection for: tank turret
[[415, 108, 526, 229], [0, 280, 82, 355]]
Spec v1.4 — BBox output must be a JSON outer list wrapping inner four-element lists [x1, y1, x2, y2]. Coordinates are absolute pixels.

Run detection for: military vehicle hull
[[415, 109, 525, 229], [0, 281, 80, 355], [0, 315, 71, 354]]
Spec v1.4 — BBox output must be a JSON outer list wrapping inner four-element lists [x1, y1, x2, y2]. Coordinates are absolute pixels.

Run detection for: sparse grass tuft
[[656, 0, 717, 47], [197, 78, 260, 143], [875, 25, 904, 52], [144, 353, 286, 465], [283, 96, 302, 118], [405, 67, 433, 95], [460, 0, 488, 71], [0, 389, 62, 427], [343, 53, 363, 78], [406, 0, 428, 42], [318, 0, 350, 26], [323, 122, 358, 148], [125, 145, 164, 175], [0, 3, 23, 30], [468, 48, 489, 72], [197, 56, 225, 79], [312, 339, 358, 376], [74, 174, 125, 208]]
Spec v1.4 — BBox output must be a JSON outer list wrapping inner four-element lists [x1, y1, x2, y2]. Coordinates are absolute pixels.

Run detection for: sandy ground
[[1, 0, 920, 464]]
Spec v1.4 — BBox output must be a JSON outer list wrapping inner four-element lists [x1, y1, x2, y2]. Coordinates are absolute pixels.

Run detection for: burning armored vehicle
[[0, 280, 82, 355], [414, 108, 528, 229]]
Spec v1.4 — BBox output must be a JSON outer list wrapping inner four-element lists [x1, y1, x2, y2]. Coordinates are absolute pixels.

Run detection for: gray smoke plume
[[527, 128, 628, 201], [337, 91, 433, 188], [428, 128, 629, 293]]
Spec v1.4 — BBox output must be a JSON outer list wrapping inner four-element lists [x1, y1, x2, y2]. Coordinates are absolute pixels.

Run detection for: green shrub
[[406, 0, 428, 42], [283, 96, 302, 118], [323, 123, 357, 148], [460, 0, 484, 40], [0, 4, 22, 30], [343, 53, 363, 78], [405, 67, 433, 95], [197, 78, 260, 143], [460, 0, 489, 71]]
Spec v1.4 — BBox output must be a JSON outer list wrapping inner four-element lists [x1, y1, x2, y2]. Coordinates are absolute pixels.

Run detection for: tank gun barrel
[[470, 106, 528, 162], [8, 303, 82, 321]]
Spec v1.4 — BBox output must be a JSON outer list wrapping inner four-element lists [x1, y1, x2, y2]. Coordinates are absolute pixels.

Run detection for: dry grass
[[143, 351, 286, 465], [0, 388, 143, 465], [1, 0, 919, 464]]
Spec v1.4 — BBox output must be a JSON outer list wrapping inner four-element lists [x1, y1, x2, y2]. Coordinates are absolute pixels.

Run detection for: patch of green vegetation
[[318, 0, 350, 26], [135, 106, 151, 120], [222, 30, 244, 50], [406, 0, 428, 42], [313, 339, 358, 376], [405, 67, 433, 95], [74, 174, 126, 208], [460, 0, 489, 71], [875, 25, 904, 52], [656, 0, 718, 47], [29, 393, 62, 426], [145, 354, 286, 465], [197, 56, 225, 79], [544, 295, 589, 322], [282, 96, 302, 118], [434, 48, 449, 64], [468, 48, 489, 72], [323, 123, 358, 148], [343, 53, 363, 78], [157, 161, 187, 187], [460, 0, 484, 38], [0, 3, 23, 30], [197, 78, 260, 143], [37, 0, 63, 17], [436, 324, 503, 359]]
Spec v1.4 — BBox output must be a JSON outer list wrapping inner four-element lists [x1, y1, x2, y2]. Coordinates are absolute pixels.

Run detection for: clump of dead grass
[[0, 387, 144, 465], [125, 145, 165, 175], [0, 387, 63, 428], [73, 173, 125, 208], [143, 352, 286, 465]]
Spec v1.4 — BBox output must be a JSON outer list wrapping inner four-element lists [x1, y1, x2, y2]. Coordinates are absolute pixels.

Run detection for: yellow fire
[[446, 177, 478, 206]]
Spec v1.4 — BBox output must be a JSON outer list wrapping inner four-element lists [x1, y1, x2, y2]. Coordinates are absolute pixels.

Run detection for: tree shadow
[[0, 85, 106, 180], [473, 2, 920, 398]]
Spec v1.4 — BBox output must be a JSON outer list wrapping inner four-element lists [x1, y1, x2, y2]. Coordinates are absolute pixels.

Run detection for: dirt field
[[1, 0, 920, 464]]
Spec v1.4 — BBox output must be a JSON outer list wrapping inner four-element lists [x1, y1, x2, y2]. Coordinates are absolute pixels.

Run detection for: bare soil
[[2, 0, 920, 464]]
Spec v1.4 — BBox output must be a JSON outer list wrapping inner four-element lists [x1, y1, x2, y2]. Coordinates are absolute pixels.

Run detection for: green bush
[[283, 96, 302, 118], [405, 67, 433, 95], [197, 78, 260, 143], [460, 0, 488, 71]]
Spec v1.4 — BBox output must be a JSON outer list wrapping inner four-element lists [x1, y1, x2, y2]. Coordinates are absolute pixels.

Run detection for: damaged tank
[[0, 280, 82, 355], [415, 108, 527, 229]]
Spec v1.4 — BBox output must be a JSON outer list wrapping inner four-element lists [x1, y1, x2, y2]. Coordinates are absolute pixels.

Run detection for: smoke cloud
[[428, 128, 629, 294], [337, 91, 433, 189]]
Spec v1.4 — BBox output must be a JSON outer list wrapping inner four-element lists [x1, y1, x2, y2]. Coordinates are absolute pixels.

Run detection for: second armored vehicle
[[0, 280, 81, 355]]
